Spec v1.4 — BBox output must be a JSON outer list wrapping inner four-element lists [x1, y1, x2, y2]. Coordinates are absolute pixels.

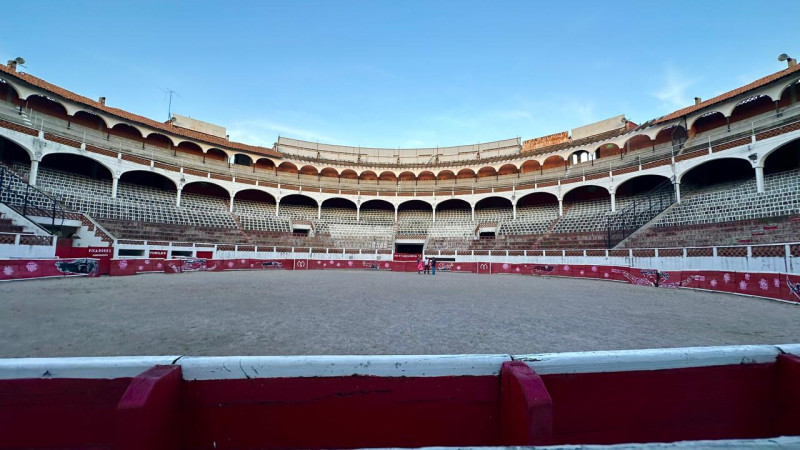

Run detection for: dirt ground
[[1, 270, 798, 357]]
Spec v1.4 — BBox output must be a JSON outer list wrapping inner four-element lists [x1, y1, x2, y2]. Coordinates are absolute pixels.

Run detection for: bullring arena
[[1, 52, 800, 448]]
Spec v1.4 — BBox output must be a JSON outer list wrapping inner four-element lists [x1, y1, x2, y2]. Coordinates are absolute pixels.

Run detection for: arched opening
[[183, 181, 230, 199], [729, 95, 774, 125], [763, 137, 800, 176], [25, 95, 69, 120], [320, 197, 358, 221], [40, 153, 112, 181], [595, 143, 621, 159], [417, 171, 435, 182], [361, 199, 395, 224], [279, 194, 318, 219], [254, 158, 276, 171], [340, 169, 358, 180], [299, 165, 319, 176], [379, 171, 397, 182], [520, 160, 541, 173], [0, 136, 32, 168], [319, 167, 339, 178], [398, 171, 416, 182], [622, 134, 654, 153], [234, 189, 276, 204], [437, 170, 456, 181], [233, 189, 277, 217], [233, 154, 253, 166], [497, 164, 518, 176], [174, 141, 204, 159], [435, 199, 471, 213], [0, 80, 21, 107], [119, 170, 177, 192], [456, 168, 476, 179], [778, 80, 800, 108], [397, 199, 433, 212], [145, 133, 173, 149], [563, 185, 610, 204], [477, 166, 497, 178], [359, 170, 378, 181], [690, 111, 727, 137], [542, 155, 566, 170], [614, 174, 670, 207], [71, 111, 107, 132], [475, 196, 513, 210], [181, 181, 231, 213], [277, 161, 299, 174], [679, 158, 753, 190], [517, 192, 558, 208], [205, 148, 228, 162], [109, 123, 143, 143], [569, 150, 591, 165]]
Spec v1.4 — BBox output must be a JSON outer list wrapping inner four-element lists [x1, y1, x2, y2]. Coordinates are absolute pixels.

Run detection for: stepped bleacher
[[622, 169, 800, 248]]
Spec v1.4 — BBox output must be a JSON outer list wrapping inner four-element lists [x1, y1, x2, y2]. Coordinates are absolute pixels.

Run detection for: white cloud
[[652, 67, 700, 109], [561, 101, 595, 125], [227, 119, 334, 147]]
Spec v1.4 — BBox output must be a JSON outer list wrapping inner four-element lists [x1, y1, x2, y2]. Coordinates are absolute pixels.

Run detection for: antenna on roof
[[159, 87, 180, 121]]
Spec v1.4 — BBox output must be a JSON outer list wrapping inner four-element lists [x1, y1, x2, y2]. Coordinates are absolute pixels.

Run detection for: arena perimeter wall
[[3, 256, 798, 305]]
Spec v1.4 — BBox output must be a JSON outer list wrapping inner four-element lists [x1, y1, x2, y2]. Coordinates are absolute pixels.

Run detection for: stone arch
[[474, 196, 513, 209], [477, 166, 497, 177], [516, 191, 559, 207], [361, 199, 394, 210], [24, 94, 69, 120], [205, 148, 228, 162], [397, 198, 434, 210], [621, 134, 654, 153], [456, 168, 476, 179], [728, 94, 775, 125], [319, 167, 339, 178], [542, 155, 565, 170], [71, 110, 109, 131], [562, 184, 610, 203], [40, 152, 114, 180], [233, 188, 277, 203], [0, 134, 34, 163], [761, 136, 800, 174], [398, 171, 416, 182], [299, 165, 319, 176], [279, 194, 318, 207], [417, 171, 435, 181], [174, 141, 204, 158], [277, 161, 299, 174], [654, 125, 686, 146], [321, 197, 357, 209], [379, 171, 397, 182], [568, 150, 591, 165], [340, 169, 358, 180], [359, 170, 378, 181], [435, 198, 471, 211], [613, 174, 671, 197], [144, 132, 175, 149], [497, 164, 518, 176], [255, 158, 276, 170], [595, 143, 621, 159], [183, 180, 231, 198], [233, 153, 253, 166], [688, 111, 727, 136], [109, 123, 144, 142], [119, 169, 178, 191], [777, 78, 800, 107], [437, 170, 456, 181], [520, 160, 541, 173], [677, 156, 753, 186]]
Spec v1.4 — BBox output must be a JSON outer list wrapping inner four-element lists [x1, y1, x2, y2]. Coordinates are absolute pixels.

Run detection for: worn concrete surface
[[1, 270, 798, 357]]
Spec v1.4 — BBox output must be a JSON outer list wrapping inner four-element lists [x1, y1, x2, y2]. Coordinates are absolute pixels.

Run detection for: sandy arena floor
[[1, 270, 799, 357]]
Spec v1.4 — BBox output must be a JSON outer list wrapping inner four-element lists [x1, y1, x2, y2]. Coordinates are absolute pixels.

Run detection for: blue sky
[[2, 1, 798, 148]]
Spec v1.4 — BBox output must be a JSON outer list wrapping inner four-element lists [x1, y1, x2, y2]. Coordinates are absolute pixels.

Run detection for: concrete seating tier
[[623, 216, 800, 248]]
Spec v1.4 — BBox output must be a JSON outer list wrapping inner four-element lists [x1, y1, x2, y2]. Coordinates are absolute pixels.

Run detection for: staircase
[[605, 180, 675, 248]]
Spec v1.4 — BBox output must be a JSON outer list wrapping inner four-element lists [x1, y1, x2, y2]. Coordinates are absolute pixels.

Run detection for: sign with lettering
[[522, 131, 569, 152]]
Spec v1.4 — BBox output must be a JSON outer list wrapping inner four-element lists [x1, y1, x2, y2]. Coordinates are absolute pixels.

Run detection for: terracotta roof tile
[[656, 64, 800, 123], [0, 64, 282, 158]]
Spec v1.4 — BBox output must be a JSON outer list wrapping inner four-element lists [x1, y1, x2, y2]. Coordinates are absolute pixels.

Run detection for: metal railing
[[0, 165, 65, 230], [605, 179, 676, 248]]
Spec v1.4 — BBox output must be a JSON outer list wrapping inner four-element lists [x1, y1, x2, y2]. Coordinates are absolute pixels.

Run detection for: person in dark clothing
[[431, 257, 437, 275]]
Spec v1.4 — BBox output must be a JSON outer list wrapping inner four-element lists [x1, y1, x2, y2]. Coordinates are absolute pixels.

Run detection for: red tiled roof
[[656, 63, 800, 123], [0, 64, 282, 158]]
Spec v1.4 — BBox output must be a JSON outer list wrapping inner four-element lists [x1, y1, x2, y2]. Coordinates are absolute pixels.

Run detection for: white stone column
[[471, 205, 475, 222], [394, 206, 398, 222], [28, 159, 39, 186], [610, 191, 616, 212], [755, 165, 765, 193], [176, 188, 182, 207], [356, 205, 360, 222], [111, 176, 119, 199], [229, 195, 235, 213], [318, 203, 322, 219], [432, 208, 436, 222], [674, 182, 681, 204], [558, 198, 564, 216], [513, 203, 517, 220], [275, 200, 280, 217]]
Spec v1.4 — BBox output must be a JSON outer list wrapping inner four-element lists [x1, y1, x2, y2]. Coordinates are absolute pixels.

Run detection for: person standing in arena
[[424, 257, 430, 274], [417, 256, 424, 275], [431, 257, 437, 275]]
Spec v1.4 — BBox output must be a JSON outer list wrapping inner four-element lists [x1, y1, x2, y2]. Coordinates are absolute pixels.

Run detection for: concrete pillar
[[111, 176, 119, 199], [610, 191, 616, 212], [513, 203, 517, 220], [471, 205, 475, 222], [318, 203, 322, 219], [28, 160, 39, 186], [229, 195, 235, 213], [755, 165, 765, 193], [394, 206, 398, 222], [176, 188, 182, 207], [357, 205, 360, 222], [558, 198, 563, 216], [432, 208, 436, 222], [275, 201, 280, 217], [674, 182, 681, 204]]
